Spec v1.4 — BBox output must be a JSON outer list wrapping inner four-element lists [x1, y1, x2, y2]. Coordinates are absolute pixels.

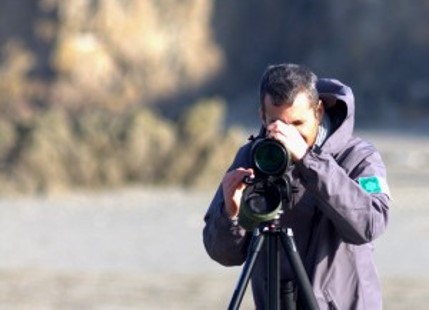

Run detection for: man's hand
[[266, 121, 309, 161], [222, 168, 254, 219]]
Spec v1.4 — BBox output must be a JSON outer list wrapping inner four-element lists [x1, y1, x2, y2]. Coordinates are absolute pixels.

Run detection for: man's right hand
[[221, 168, 254, 219]]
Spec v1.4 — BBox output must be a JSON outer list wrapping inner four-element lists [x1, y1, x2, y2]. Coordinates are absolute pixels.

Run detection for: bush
[[0, 99, 245, 195], [162, 98, 243, 187], [121, 109, 176, 183]]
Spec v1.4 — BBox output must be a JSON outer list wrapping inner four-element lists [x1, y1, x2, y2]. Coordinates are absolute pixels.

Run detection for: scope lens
[[245, 185, 280, 214], [253, 139, 288, 175], [238, 179, 283, 231]]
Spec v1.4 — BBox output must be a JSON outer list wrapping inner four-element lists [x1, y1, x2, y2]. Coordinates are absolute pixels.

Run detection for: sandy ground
[[0, 130, 428, 309]]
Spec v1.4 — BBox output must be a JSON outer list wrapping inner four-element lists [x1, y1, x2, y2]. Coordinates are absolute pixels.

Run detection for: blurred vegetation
[[0, 97, 243, 195], [0, 0, 242, 195], [0, 0, 428, 194]]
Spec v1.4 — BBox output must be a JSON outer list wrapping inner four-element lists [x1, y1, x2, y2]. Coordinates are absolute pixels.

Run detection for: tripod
[[228, 220, 320, 310]]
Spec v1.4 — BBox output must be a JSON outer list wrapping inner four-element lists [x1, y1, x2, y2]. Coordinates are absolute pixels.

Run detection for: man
[[203, 63, 391, 309]]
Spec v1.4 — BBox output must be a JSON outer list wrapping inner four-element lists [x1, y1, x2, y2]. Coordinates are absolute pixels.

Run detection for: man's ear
[[316, 100, 324, 122]]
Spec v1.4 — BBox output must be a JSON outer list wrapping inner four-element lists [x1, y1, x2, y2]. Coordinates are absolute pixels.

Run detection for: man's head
[[259, 63, 324, 147]]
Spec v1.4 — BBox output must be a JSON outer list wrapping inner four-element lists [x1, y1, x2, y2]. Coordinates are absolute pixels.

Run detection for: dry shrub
[[4, 109, 124, 194], [121, 109, 176, 183], [71, 111, 124, 187], [50, 0, 223, 110], [0, 0, 238, 194], [0, 118, 19, 194], [189, 128, 244, 188], [0, 41, 38, 120], [0, 119, 16, 160], [119, 100, 244, 188], [12, 110, 75, 193], [179, 98, 225, 147], [163, 98, 244, 187], [0, 98, 244, 195]]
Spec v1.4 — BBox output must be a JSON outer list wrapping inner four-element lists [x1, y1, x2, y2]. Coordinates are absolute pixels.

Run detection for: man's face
[[260, 92, 324, 147]]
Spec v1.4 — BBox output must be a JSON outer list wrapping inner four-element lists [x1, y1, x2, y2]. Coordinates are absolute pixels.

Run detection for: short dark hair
[[259, 63, 319, 110]]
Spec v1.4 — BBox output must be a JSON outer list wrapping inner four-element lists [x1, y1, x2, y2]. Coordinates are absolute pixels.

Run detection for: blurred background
[[0, 0, 428, 309]]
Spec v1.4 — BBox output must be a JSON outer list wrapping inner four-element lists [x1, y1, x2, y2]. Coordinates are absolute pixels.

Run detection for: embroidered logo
[[358, 176, 390, 195]]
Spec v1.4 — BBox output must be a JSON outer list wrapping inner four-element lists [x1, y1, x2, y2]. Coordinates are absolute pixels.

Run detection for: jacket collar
[[317, 78, 355, 156]]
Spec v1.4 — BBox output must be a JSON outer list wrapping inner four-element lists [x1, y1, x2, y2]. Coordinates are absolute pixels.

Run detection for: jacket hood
[[317, 78, 355, 155]]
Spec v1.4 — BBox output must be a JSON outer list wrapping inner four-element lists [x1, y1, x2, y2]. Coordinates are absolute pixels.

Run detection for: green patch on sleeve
[[358, 176, 383, 194]]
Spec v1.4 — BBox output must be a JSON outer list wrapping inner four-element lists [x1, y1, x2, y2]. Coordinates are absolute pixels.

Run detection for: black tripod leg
[[279, 229, 320, 310], [267, 233, 280, 310], [228, 232, 266, 310]]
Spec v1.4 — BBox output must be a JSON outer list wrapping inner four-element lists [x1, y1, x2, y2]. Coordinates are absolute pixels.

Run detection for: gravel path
[[0, 131, 428, 309]]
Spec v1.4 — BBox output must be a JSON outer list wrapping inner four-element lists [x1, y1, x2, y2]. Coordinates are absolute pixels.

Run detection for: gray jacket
[[203, 79, 391, 309]]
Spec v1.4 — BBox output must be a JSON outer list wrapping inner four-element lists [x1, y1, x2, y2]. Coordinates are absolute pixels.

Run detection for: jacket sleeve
[[203, 145, 252, 266], [295, 142, 391, 245]]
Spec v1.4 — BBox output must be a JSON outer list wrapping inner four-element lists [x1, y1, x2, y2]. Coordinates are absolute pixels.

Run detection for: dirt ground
[[0, 130, 428, 309], [0, 270, 428, 309]]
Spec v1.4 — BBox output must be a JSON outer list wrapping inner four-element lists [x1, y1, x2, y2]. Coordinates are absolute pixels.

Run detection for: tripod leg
[[228, 232, 266, 310], [279, 229, 320, 310], [281, 280, 297, 310], [267, 233, 280, 310]]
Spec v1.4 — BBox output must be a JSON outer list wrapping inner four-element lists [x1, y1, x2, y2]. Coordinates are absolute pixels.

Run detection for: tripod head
[[238, 174, 292, 231]]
